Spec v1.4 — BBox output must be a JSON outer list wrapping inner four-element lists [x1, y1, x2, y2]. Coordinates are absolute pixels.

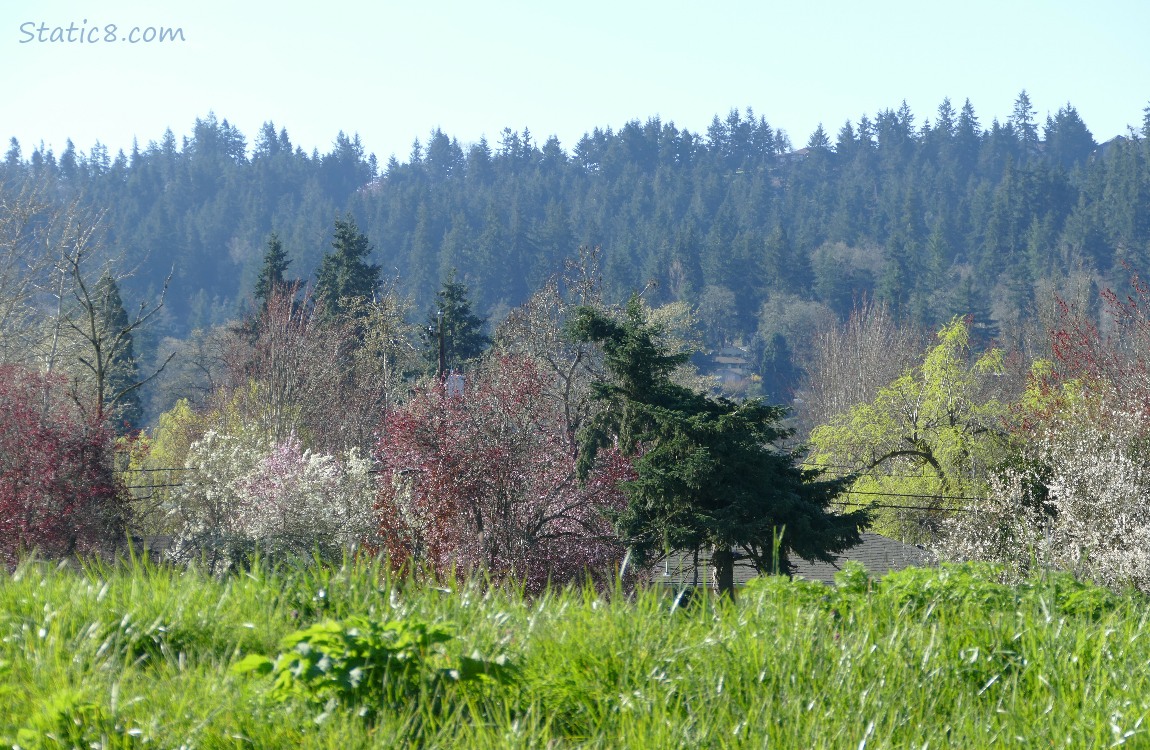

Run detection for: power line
[[116, 478, 989, 508], [841, 488, 984, 502], [798, 462, 964, 480], [123, 466, 192, 473], [830, 500, 983, 514], [122, 482, 185, 490]]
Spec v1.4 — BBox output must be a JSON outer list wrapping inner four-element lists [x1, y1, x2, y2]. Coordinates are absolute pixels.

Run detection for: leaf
[[231, 653, 274, 676]]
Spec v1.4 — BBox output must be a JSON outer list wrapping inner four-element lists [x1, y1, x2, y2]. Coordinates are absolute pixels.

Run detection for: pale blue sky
[[3, 0, 1148, 162]]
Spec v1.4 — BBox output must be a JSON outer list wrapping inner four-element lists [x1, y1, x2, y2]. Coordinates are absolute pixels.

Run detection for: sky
[[3, 0, 1148, 164]]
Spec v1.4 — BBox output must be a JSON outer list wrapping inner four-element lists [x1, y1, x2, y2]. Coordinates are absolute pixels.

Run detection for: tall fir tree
[[315, 214, 380, 319], [92, 274, 142, 432], [253, 231, 292, 309], [423, 269, 491, 373], [1011, 90, 1039, 157]]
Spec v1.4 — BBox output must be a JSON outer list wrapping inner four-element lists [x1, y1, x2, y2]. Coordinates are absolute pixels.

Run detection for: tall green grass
[[1, 555, 1148, 747]]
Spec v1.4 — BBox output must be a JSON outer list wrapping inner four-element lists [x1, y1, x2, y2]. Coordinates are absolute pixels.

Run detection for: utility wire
[[124, 466, 192, 472], [122, 482, 185, 490], [118, 475, 989, 507], [830, 500, 983, 514], [841, 488, 985, 502]]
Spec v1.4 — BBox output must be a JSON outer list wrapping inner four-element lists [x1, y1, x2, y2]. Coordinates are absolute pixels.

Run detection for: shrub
[[233, 615, 514, 722]]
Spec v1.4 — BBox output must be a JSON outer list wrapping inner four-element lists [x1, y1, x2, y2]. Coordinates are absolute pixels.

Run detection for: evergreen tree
[[757, 332, 802, 404], [935, 98, 957, 139], [92, 274, 142, 432], [835, 120, 858, 160], [569, 297, 867, 597], [315, 214, 380, 318], [1011, 90, 1039, 157], [4, 138, 21, 171], [423, 270, 490, 373], [253, 231, 292, 309], [806, 123, 831, 151], [1043, 104, 1096, 170]]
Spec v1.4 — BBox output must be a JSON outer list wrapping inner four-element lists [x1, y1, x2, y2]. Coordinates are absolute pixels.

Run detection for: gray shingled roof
[[788, 532, 936, 584], [652, 532, 936, 588]]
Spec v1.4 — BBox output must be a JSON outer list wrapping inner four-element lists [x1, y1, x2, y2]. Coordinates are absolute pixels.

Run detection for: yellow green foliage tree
[[120, 398, 207, 533], [808, 318, 1010, 543]]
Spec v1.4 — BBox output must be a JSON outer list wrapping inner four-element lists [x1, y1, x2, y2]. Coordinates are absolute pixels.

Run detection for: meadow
[[1, 555, 1147, 748]]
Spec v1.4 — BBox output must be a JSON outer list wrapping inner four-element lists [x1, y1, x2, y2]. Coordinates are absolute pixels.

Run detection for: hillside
[[3, 96, 1147, 345]]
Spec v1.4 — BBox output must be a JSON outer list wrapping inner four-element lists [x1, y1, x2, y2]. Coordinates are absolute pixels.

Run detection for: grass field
[[1, 554, 1147, 748]]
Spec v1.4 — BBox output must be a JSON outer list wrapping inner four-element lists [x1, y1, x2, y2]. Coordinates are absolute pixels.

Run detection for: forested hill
[[4, 94, 1150, 351]]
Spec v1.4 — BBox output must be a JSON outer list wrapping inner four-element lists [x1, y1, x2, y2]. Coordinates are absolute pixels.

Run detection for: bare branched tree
[[57, 245, 174, 425], [216, 283, 419, 453], [795, 297, 926, 435], [0, 182, 94, 366], [495, 246, 610, 444], [1, 180, 174, 429]]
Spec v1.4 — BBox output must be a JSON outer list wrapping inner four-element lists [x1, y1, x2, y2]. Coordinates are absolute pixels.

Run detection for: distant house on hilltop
[[653, 532, 936, 589], [780, 147, 812, 165], [707, 345, 752, 389]]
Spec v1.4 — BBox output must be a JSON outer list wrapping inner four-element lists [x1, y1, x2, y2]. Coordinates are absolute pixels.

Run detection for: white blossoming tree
[[942, 392, 1150, 591], [942, 269, 1150, 591], [168, 430, 376, 568]]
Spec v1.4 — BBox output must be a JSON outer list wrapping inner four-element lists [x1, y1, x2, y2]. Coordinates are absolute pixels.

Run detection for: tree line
[[3, 94, 1149, 381]]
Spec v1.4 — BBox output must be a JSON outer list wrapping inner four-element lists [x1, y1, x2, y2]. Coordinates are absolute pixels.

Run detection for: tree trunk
[[711, 546, 735, 599]]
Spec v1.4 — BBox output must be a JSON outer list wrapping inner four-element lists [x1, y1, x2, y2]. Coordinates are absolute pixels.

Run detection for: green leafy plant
[[15, 689, 142, 749], [232, 615, 514, 721]]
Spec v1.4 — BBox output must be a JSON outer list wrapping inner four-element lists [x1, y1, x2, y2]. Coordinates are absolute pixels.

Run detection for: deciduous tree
[[375, 355, 630, 593], [942, 387, 1150, 592], [808, 317, 1009, 542], [168, 430, 376, 568], [796, 298, 925, 433], [0, 182, 85, 365], [943, 268, 1150, 590], [0, 365, 127, 566], [51, 221, 172, 429]]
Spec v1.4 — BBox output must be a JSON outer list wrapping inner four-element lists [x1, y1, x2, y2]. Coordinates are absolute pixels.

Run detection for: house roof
[[652, 532, 936, 588], [789, 532, 936, 585]]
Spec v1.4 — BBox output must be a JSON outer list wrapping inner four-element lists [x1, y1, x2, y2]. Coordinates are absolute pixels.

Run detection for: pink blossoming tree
[[375, 355, 632, 592]]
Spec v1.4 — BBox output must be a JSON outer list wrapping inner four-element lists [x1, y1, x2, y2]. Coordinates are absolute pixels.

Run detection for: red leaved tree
[[375, 355, 632, 592], [0, 365, 127, 566], [1049, 267, 1150, 414]]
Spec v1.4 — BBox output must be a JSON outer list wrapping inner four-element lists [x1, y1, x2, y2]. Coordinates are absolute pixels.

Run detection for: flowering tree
[[236, 438, 375, 551], [1048, 266, 1150, 409], [0, 365, 126, 566], [941, 269, 1150, 591], [942, 392, 1150, 591], [168, 431, 376, 567], [375, 355, 631, 592]]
